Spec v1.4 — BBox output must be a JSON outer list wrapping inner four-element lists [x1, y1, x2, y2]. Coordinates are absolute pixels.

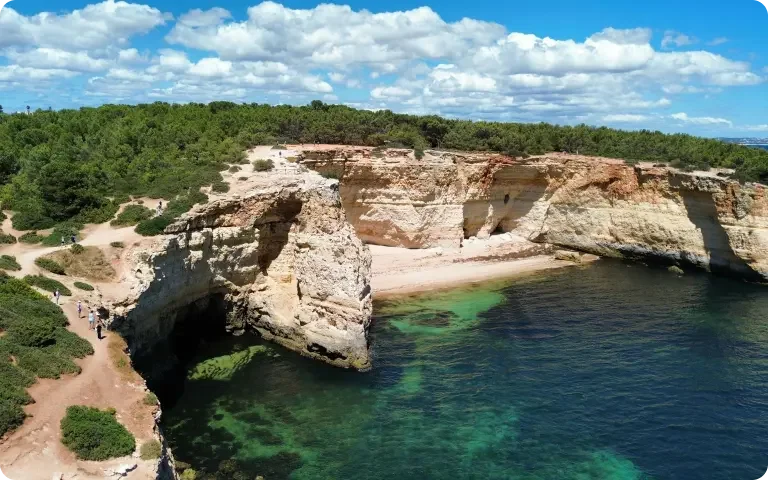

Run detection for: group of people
[[76, 300, 105, 340], [60, 234, 77, 247]]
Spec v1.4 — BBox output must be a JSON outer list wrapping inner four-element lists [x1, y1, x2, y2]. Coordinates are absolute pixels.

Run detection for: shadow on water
[[680, 189, 761, 281]]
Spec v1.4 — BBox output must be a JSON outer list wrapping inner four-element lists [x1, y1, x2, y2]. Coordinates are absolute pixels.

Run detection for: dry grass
[[107, 335, 142, 384], [44, 246, 116, 281]]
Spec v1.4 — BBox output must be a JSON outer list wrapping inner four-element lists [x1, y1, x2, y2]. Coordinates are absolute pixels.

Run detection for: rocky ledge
[[109, 174, 372, 375]]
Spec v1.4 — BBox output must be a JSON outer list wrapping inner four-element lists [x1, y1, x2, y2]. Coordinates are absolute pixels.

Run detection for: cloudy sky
[[1, 0, 767, 136]]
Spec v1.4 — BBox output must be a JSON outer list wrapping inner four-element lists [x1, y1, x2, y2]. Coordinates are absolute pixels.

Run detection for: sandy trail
[[0, 302, 158, 480]]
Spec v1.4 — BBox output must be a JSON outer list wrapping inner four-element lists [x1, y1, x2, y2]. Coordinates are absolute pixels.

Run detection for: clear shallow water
[[164, 260, 768, 479]]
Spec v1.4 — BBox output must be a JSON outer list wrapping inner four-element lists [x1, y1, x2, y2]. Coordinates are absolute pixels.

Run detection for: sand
[[370, 243, 594, 298]]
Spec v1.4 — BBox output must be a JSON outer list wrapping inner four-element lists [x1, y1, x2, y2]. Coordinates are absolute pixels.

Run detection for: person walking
[[96, 319, 103, 340], [88, 310, 95, 330], [77, 300, 82, 318], [70, 234, 76, 244], [53, 289, 60, 305], [60, 236, 65, 248]]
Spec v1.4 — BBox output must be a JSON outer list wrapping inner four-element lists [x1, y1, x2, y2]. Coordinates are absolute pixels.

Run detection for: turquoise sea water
[[163, 260, 768, 479]]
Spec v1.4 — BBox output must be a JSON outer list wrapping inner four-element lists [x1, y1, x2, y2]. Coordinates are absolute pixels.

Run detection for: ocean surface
[[163, 260, 768, 479]]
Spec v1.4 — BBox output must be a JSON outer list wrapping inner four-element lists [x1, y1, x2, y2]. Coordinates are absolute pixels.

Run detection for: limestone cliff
[[299, 148, 768, 281], [109, 175, 373, 373]]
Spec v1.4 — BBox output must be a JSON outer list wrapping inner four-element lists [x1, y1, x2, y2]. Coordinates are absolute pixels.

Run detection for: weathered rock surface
[[110, 175, 373, 372], [300, 148, 768, 281]]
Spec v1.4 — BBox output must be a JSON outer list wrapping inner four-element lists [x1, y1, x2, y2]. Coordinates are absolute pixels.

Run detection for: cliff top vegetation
[[1, 100, 766, 230]]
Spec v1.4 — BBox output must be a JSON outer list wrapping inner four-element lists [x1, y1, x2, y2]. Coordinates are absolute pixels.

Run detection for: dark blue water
[[164, 260, 768, 479]]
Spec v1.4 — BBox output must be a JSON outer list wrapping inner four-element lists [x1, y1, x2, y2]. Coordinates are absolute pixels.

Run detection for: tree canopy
[[1, 101, 766, 228]]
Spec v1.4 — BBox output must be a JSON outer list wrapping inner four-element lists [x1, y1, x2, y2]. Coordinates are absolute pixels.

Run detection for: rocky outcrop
[[300, 148, 768, 281], [110, 176, 373, 373]]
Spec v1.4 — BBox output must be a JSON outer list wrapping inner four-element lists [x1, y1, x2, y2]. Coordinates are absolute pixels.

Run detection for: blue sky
[[1, 0, 767, 136]]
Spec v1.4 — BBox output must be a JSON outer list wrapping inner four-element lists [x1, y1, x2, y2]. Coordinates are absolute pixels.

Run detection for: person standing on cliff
[[96, 318, 103, 340], [77, 300, 82, 318], [53, 289, 60, 304], [88, 310, 95, 330]]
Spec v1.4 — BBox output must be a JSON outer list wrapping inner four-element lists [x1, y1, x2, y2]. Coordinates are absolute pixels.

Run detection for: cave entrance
[[491, 223, 506, 235], [134, 293, 237, 407]]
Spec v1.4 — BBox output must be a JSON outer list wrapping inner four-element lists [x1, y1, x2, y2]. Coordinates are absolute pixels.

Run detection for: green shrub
[[321, 171, 340, 180], [60, 406, 136, 461], [414, 147, 425, 160], [74, 281, 94, 291], [237, 177, 248, 181], [111, 205, 153, 227], [253, 159, 274, 172], [228, 165, 241, 173], [19, 231, 44, 244], [0, 403, 26, 437], [143, 392, 159, 406], [0, 255, 21, 271], [0, 211, 5, 222], [140, 440, 162, 460], [35, 257, 66, 275], [286, 156, 298, 163], [0, 232, 16, 244], [70, 243, 85, 255], [41, 223, 82, 247], [271, 144, 287, 150], [211, 182, 230, 193], [110, 241, 125, 248], [23, 275, 72, 295], [135, 216, 172, 237]]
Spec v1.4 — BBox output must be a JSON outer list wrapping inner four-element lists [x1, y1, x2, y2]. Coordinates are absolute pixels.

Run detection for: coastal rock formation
[[300, 148, 768, 281], [110, 176, 373, 373]]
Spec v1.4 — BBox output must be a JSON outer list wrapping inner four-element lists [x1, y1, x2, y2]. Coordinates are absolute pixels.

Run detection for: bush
[[41, 223, 82, 247], [143, 392, 159, 406], [140, 440, 162, 460], [228, 165, 241, 173], [0, 403, 26, 437], [23, 275, 72, 296], [414, 147, 425, 160], [211, 181, 230, 193], [110, 241, 125, 248], [74, 281, 94, 291], [321, 171, 340, 180], [237, 177, 248, 181], [111, 205, 153, 227], [0, 255, 21, 271], [252, 159, 274, 172], [6, 317, 57, 347], [35, 257, 65, 275], [135, 216, 172, 237], [286, 156, 298, 163], [19, 231, 44, 244], [60, 406, 136, 461], [271, 144, 287, 150], [0, 232, 16, 244], [70, 243, 85, 255]]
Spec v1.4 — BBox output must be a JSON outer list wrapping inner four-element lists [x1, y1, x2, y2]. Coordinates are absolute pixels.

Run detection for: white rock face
[[301, 148, 768, 281], [110, 176, 373, 371]]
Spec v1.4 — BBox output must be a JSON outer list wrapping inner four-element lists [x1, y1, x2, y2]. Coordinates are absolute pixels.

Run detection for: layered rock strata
[[300, 148, 768, 281], [110, 176, 373, 372]]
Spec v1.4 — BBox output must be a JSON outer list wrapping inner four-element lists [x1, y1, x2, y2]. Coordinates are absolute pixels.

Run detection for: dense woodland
[[1, 100, 767, 231]]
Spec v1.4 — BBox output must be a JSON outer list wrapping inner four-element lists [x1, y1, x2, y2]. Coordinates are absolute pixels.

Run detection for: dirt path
[[0, 301, 158, 480], [0, 212, 163, 479]]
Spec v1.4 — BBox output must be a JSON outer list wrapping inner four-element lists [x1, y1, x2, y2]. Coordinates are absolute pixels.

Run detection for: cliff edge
[[109, 170, 373, 374]]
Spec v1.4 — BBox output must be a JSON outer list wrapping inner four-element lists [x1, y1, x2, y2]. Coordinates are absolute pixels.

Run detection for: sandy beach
[[370, 239, 596, 298]]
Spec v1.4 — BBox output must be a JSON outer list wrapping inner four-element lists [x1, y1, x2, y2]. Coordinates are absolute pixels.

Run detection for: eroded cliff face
[[300, 148, 768, 281], [110, 176, 373, 374]]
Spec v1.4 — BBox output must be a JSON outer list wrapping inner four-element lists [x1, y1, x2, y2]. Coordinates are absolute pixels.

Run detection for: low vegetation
[[211, 181, 230, 193], [143, 392, 159, 406], [43, 246, 116, 281], [0, 275, 93, 436], [19, 231, 43, 244], [135, 191, 208, 237], [0, 255, 20, 271], [35, 257, 66, 275], [107, 335, 141, 382], [0, 232, 16, 244], [110, 241, 125, 248], [40, 223, 82, 247], [23, 275, 72, 296], [111, 205, 153, 227], [228, 165, 241, 173], [74, 281, 94, 291], [140, 440, 162, 460], [321, 171, 341, 180], [252, 159, 275, 172], [60, 406, 136, 461]]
